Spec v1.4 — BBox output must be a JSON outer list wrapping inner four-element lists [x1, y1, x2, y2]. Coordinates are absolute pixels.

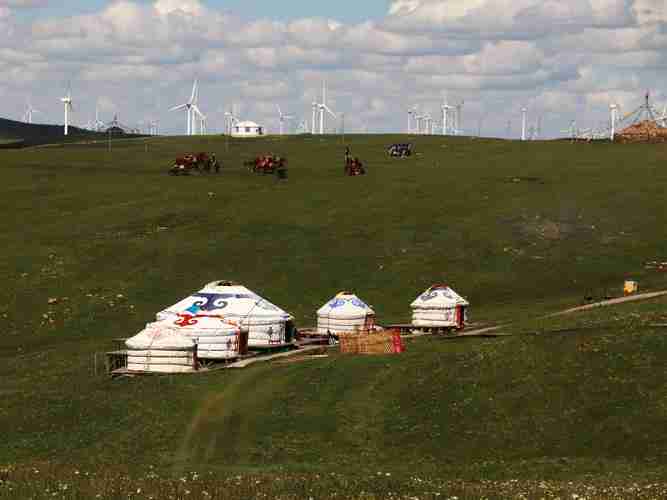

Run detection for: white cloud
[[1, 0, 666, 136]]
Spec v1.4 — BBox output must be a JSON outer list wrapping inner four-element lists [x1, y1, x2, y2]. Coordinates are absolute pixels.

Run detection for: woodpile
[[615, 120, 667, 143], [338, 330, 404, 355]]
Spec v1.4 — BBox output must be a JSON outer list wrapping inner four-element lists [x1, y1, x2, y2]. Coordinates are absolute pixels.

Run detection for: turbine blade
[[192, 105, 204, 118], [190, 80, 198, 104], [169, 104, 188, 111]]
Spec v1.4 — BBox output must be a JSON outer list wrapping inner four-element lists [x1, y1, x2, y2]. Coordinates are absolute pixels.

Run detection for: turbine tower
[[454, 101, 464, 135], [317, 81, 336, 134], [521, 107, 527, 141], [60, 87, 73, 136], [441, 101, 453, 135], [311, 102, 317, 134], [609, 103, 618, 141], [277, 105, 294, 135]]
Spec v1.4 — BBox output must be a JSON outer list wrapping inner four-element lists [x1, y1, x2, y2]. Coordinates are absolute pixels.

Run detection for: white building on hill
[[231, 120, 265, 138]]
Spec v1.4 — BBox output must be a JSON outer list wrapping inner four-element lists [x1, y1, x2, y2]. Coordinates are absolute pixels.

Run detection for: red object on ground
[[455, 306, 464, 329], [391, 331, 405, 353]]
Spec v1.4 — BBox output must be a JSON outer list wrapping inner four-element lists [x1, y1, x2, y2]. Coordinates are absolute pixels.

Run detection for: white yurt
[[317, 291, 376, 335], [231, 121, 264, 138], [148, 315, 244, 359], [156, 281, 293, 347], [125, 323, 196, 373], [411, 284, 469, 329]]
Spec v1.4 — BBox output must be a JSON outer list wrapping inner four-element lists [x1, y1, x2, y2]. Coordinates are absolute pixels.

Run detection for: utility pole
[[341, 112, 345, 145]]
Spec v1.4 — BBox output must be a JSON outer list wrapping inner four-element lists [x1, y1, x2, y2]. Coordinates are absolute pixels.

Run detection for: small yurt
[[156, 281, 293, 347], [231, 121, 265, 138], [317, 292, 375, 335], [125, 323, 196, 373], [156, 315, 245, 359], [411, 284, 469, 330]]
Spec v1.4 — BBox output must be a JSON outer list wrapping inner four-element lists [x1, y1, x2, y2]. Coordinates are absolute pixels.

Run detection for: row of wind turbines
[[50, 85, 152, 136], [37, 79, 667, 139], [408, 100, 464, 136]]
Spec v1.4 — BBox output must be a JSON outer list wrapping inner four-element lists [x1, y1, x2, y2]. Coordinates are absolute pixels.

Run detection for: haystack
[[615, 120, 667, 143], [411, 284, 469, 329], [156, 281, 293, 347], [317, 292, 375, 335]]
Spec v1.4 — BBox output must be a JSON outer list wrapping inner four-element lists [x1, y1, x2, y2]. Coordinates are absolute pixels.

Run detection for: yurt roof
[[234, 121, 261, 128], [158, 281, 292, 320], [126, 323, 195, 350], [317, 291, 375, 318], [410, 284, 469, 308]]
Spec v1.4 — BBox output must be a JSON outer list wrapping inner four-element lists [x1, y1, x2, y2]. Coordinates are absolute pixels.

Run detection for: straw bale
[[615, 120, 667, 143]]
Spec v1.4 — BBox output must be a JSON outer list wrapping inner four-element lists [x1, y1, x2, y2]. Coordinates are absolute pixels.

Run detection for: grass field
[[2, 134, 667, 498]]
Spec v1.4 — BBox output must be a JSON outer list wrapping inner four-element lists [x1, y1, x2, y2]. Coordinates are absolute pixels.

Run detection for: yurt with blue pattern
[[317, 292, 376, 335], [411, 284, 469, 329]]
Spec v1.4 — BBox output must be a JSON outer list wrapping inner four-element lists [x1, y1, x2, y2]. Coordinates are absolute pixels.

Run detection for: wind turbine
[[454, 101, 464, 135], [170, 80, 198, 136], [561, 120, 578, 141], [191, 104, 206, 135], [317, 81, 336, 134], [413, 110, 424, 134], [93, 102, 107, 132], [521, 107, 527, 141], [657, 104, 667, 128], [423, 112, 433, 135], [277, 105, 294, 135], [408, 107, 417, 134], [60, 86, 73, 136], [23, 100, 39, 124], [224, 108, 238, 135], [441, 101, 453, 135], [609, 103, 618, 140]]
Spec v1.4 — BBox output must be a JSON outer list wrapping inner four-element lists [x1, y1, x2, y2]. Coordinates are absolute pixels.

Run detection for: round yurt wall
[[411, 284, 469, 329], [166, 315, 244, 360], [317, 291, 375, 335], [125, 324, 196, 373]]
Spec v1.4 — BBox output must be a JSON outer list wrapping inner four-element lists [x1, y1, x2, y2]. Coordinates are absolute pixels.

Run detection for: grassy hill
[[1, 134, 667, 498], [0, 117, 145, 148]]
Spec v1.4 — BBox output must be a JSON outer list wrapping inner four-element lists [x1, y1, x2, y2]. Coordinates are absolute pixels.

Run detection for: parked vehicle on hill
[[247, 154, 287, 175], [387, 143, 413, 157], [345, 157, 366, 176], [168, 152, 219, 175]]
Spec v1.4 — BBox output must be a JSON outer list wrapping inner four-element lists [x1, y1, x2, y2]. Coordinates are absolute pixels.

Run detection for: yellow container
[[624, 281, 638, 295]]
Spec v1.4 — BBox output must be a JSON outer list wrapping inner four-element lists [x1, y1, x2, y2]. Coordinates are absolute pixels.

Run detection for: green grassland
[[2, 134, 667, 498]]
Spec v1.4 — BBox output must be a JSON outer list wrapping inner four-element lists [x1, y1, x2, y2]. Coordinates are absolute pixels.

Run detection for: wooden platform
[[108, 341, 332, 376]]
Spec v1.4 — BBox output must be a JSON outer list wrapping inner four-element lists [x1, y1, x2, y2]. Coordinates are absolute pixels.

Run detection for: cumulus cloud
[[1, 0, 666, 137]]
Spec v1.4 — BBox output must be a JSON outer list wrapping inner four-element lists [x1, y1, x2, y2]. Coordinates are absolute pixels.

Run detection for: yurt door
[[455, 306, 464, 329]]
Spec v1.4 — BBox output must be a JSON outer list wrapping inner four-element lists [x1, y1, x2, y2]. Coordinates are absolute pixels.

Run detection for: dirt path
[[546, 290, 667, 317], [458, 290, 667, 338]]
